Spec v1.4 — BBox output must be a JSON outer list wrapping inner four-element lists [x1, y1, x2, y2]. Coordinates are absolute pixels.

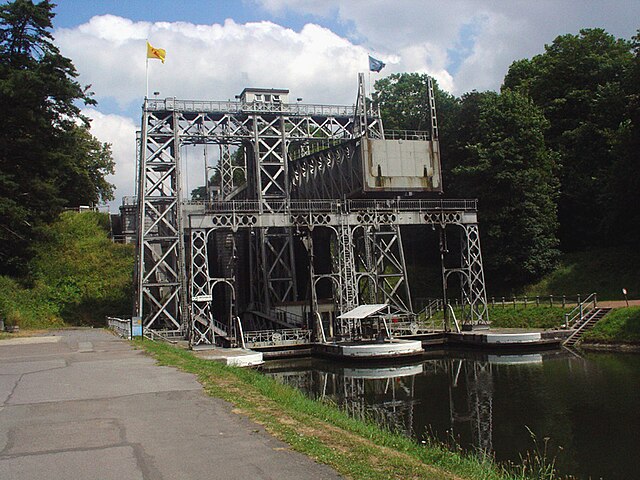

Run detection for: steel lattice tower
[[135, 74, 489, 346]]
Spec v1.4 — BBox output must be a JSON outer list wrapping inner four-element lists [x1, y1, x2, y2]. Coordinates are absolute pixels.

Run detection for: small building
[[239, 88, 289, 104]]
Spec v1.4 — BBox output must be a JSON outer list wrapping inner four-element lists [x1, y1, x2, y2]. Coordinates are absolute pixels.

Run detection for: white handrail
[[316, 312, 327, 343], [446, 304, 461, 333], [236, 316, 246, 349]]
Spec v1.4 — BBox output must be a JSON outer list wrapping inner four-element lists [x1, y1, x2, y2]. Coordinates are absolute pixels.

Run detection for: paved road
[[0, 329, 341, 480]]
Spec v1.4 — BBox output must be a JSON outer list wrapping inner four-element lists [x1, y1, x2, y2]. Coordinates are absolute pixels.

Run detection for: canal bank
[[139, 338, 558, 480], [262, 348, 640, 480]]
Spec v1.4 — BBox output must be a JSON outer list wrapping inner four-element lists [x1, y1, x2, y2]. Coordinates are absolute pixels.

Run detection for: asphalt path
[[0, 329, 341, 480]]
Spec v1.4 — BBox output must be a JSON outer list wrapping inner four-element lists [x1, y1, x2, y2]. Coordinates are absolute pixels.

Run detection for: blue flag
[[368, 55, 385, 72]]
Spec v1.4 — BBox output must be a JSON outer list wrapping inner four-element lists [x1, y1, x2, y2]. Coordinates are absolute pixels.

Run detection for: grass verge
[[581, 306, 640, 344], [487, 305, 568, 329], [0, 211, 134, 329], [137, 340, 556, 480]]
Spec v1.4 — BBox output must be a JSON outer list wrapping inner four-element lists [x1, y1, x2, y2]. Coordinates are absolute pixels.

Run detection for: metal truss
[[460, 224, 489, 324], [365, 225, 412, 314], [136, 95, 379, 334], [337, 217, 358, 314], [219, 144, 234, 199], [135, 73, 489, 343], [136, 109, 187, 333], [291, 140, 362, 199], [441, 223, 489, 326], [190, 229, 215, 346]]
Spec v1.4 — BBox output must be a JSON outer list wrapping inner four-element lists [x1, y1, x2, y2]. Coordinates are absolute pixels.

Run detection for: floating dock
[[314, 339, 424, 361], [193, 346, 264, 367]]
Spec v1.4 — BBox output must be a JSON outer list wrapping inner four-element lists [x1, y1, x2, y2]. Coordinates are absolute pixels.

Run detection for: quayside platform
[[314, 339, 424, 361], [402, 328, 569, 351], [252, 328, 569, 363], [444, 328, 569, 349]]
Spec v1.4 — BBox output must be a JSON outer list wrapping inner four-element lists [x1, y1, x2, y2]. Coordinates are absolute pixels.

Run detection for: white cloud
[[57, 3, 639, 207], [253, 0, 640, 94], [82, 109, 137, 211], [55, 16, 372, 109]]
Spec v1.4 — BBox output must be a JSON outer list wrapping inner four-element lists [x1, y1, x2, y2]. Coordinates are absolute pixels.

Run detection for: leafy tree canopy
[[0, 0, 114, 274], [503, 28, 634, 251], [449, 90, 560, 287]]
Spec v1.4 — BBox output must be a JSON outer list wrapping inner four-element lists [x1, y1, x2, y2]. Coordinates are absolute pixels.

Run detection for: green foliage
[[0, 275, 62, 328], [449, 90, 560, 287], [0, 211, 134, 328], [375, 73, 458, 133], [524, 247, 640, 301], [488, 305, 568, 329], [504, 28, 635, 251], [582, 307, 640, 343], [0, 0, 115, 274]]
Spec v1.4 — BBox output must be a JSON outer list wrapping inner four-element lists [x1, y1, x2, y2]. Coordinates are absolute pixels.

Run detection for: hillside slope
[[0, 211, 134, 329]]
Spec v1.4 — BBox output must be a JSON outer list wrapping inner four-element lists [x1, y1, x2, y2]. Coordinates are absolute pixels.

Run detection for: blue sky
[[47, 0, 640, 208], [53, 0, 348, 37]]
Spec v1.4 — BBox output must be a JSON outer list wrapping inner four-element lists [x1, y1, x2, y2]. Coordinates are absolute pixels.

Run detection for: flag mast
[[145, 41, 167, 101]]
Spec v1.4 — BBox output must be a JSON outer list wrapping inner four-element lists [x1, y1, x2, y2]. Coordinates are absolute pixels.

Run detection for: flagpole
[[145, 57, 149, 100]]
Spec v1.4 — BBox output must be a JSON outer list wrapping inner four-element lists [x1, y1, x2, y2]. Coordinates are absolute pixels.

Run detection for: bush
[[0, 211, 134, 329]]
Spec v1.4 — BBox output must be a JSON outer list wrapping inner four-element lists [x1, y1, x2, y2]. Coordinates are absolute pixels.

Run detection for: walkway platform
[[314, 338, 424, 361], [193, 346, 264, 367], [444, 328, 569, 349], [0, 329, 339, 480]]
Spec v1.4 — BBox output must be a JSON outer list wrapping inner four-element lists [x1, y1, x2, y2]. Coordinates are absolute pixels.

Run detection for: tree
[[604, 30, 640, 247], [374, 72, 460, 189], [449, 90, 560, 288], [0, 0, 114, 274], [503, 29, 634, 251]]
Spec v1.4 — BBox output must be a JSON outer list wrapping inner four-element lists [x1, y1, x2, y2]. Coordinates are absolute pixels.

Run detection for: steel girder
[[291, 140, 362, 199], [136, 109, 187, 334], [441, 223, 489, 326], [190, 229, 215, 345], [459, 224, 489, 324], [136, 98, 374, 335]]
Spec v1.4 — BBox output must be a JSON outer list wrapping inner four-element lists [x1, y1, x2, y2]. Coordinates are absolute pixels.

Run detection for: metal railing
[[145, 98, 358, 117], [384, 129, 432, 141], [107, 317, 132, 339], [564, 293, 598, 329], [236, 316, 246, 349], [250, 302, 305, 328], [243, 328, 312, 348], [185, 198, 478, 214], [446, 304, 461, 333], [488, 293, 587, 309]]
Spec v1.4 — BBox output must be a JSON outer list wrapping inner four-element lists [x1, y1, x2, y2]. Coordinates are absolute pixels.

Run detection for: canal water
[[262, 349, 640, 480]]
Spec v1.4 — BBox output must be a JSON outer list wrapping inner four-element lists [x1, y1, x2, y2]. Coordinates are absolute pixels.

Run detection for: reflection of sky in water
[[264, 351, 640, 480]]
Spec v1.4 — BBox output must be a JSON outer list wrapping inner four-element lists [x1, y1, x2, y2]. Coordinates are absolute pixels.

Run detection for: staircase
[[563, 307, 612, 347]]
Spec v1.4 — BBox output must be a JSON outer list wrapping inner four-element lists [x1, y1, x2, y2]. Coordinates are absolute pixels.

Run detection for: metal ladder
[[564, 307, 612, 347]]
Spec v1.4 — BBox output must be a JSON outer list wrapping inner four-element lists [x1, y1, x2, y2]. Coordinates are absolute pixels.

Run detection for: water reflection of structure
[[266, 352, 552, 455], [269, 363, 422, 437], [448, 359, 493, 453]]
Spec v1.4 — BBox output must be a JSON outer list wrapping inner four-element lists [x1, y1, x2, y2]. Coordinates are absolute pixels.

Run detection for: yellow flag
[[146, 41, 166, 63]]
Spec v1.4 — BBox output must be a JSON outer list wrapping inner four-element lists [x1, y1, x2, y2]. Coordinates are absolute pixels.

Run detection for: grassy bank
[[0, 211, 134, 329], [139, 340, 558, 480], [581, 306, 640, 344], [524, 247, 640, 301], [487, 305, 568, 329]]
